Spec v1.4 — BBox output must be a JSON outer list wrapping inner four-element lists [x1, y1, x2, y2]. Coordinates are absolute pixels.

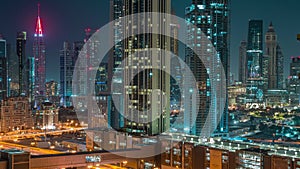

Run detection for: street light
[[121, 160, 128, 167]]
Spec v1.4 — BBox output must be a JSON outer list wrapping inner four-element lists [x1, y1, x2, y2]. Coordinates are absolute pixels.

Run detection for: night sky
[[0, 0, 300, 82]]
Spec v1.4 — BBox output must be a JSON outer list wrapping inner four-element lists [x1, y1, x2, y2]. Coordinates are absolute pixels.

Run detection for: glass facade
[[60, 41, 84, 107], [246, 20, 264, 103], [16, 31, 27, 96], [109, 0, 171, 136], [0, 39, 7, 101], [185, 0, 229, 137]]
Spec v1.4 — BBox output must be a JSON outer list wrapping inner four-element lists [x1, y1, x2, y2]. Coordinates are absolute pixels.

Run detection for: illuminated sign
[[246, 103, 266, 109], [86, 155, 101, 163]]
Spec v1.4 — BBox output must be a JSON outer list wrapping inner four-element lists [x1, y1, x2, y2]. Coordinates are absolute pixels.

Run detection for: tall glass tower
[[247, 20, 263, 78], [16, 31, 27, 96], [246, 20, 264, 102], [33, 4, 46, 97], [239, 40, 247, 84], [0, 37, 7, 101], [110, 0, 171, 136], [185, 0, 230, 137], [60, 42, 72, 107], [109, 0, 125, 130]]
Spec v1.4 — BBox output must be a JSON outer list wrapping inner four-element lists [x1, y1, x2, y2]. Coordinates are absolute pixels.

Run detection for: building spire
[[35, 3, 43, 37], [38, 3, 40, 17], [267, 21, 275, 33]]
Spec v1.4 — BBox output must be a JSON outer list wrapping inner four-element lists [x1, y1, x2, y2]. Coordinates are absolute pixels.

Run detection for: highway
[[0, 141, 63, 155], [0, 127, 86, 141]]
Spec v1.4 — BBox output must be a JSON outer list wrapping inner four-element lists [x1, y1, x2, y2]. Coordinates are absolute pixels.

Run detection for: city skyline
[[1, 1, 300, 168], [0, 0, 300, 81]]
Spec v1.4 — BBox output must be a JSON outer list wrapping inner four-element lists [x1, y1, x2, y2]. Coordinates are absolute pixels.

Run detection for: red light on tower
[[35, 3, 43, 37]]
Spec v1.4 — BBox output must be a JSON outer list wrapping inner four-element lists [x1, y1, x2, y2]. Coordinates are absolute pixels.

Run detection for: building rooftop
[[1, 149, 28, 155], [161, 132, 300, 159]]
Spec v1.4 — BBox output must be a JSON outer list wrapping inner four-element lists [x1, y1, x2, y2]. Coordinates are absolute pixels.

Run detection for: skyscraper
[[109, 0, 125, 131], [109, 0, 171, 136], [288, 57, 300, 105], [60, 42, 72, 107], [247, 20, 263, 78], [7, 43, 19, 97], [33, 4, 46, 97], [126, 0, 171, 136], [170, 10, 182, 115], [28, 56, 35, 104], [239, 40, 247, 84], [246, 20, 264, 102], [185, 0, 229, 137], [60, 41, 84, 107], [16, 31, 27, 96], [265, 22, 284, 89], [0, 37, 7, 101]]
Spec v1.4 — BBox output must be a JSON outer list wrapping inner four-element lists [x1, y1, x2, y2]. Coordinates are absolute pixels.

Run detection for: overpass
[[0, 127, 85, 140], [30, 149, 141, 169]]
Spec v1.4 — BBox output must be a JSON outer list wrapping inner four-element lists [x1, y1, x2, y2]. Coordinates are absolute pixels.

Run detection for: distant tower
[[246, 20, 264, 103], [60, 42, 72, 107], [265, 22, 284, 89], [289, 57, 300, 105], [247, 20, 263, 79], [16, 31, 27, 96], [28, 56, 35, 104], [0, 37, 7, 101], [239, 41, 247, 84], [33, 3, 46, 97]]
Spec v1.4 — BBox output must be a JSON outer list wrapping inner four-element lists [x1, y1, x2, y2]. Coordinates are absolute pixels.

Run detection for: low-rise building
[[0, 97, 33, 133], [228, 82, 246, 108], [35, 101, 59, 129]]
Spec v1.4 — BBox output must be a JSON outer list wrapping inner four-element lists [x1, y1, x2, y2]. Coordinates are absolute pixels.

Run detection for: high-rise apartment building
[[185, 0, 230, 137], [123, 0, 171, 136], [109, 0, 172, 136]]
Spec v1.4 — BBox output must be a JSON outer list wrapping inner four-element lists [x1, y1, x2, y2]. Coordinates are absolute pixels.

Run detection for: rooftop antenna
[[38, 3, 40, 17]]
